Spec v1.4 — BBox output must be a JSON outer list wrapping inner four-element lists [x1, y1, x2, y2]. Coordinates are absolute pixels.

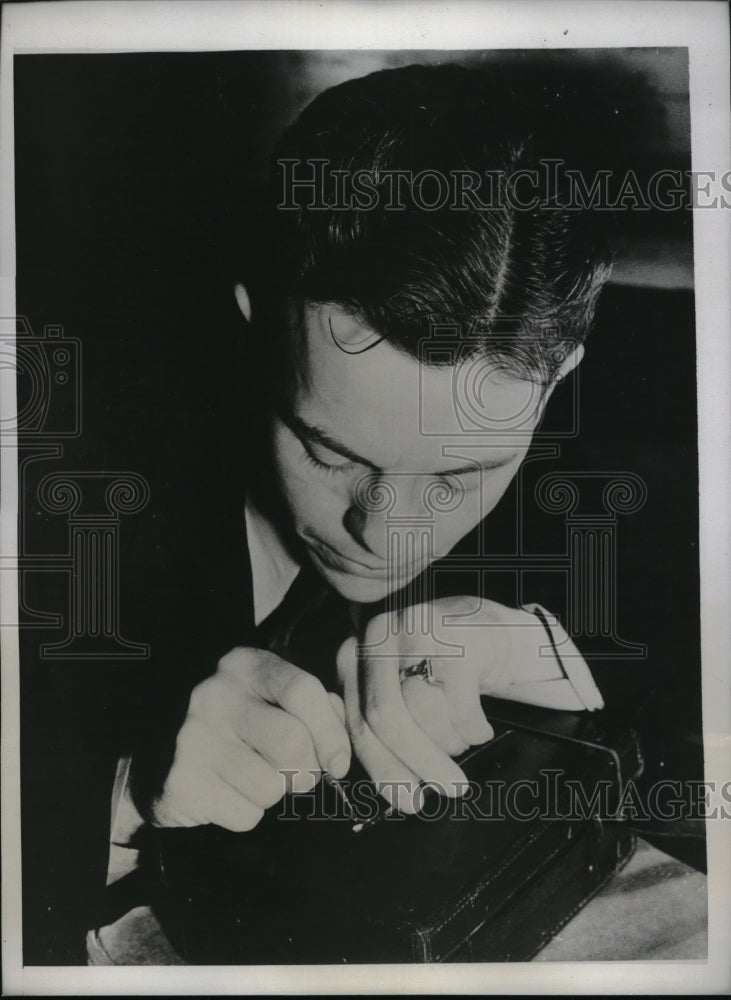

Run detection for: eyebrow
[[284, 412, 518, 477]]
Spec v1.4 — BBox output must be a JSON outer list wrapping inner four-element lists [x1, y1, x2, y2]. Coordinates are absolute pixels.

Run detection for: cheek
[[273, 434, 314, 504], [272, 429, 346, 525], [431, 465, 522, 551]]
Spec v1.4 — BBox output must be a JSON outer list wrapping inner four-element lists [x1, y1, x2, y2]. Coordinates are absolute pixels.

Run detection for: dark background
[[14, 49, 701, 962]]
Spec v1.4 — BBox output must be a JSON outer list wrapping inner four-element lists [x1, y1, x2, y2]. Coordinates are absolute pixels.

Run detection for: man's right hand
[[150, 647, 351, 831]]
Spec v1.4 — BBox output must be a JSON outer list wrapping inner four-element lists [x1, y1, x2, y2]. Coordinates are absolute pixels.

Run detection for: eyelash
[[302, 448, 355, 477], [303, 446, 485, 492]]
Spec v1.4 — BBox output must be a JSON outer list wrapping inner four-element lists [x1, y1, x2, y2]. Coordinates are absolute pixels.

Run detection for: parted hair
[[252, 63, 615, 388]]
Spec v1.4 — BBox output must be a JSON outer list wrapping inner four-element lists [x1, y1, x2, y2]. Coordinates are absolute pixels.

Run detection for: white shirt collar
[[244, 496, 301, 626]]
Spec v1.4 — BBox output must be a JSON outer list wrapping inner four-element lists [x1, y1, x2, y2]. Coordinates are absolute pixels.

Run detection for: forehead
[[294, 303, 541, 469]]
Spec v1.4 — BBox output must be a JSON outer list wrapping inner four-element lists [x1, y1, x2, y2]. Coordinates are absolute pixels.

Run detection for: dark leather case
[[151, 700, 642, 963]]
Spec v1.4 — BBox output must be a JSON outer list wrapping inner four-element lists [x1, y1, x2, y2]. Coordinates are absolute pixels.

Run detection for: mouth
[[304, 534, 385, 575], [304, 534, 424, 583]]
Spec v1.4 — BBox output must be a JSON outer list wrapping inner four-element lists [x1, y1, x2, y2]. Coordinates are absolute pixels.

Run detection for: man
[[120, 64, 607, 842], [16, 58, 704, 967]]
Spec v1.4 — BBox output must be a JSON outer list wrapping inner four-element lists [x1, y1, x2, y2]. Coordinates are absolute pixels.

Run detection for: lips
[[304, 533, 426, 582], [305, 535, 384, 575]]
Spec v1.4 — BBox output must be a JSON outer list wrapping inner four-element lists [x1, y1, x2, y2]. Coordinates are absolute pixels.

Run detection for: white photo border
[[1, 0, 729, 994]]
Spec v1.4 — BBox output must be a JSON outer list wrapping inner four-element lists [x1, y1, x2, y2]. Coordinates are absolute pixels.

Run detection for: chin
[[318, 568, 393, 603], [314, 563, 414, 604]]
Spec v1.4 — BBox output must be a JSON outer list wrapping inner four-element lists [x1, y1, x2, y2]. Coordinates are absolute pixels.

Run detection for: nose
[[342, 504, 375, 555], [342, 475, 443, 561]]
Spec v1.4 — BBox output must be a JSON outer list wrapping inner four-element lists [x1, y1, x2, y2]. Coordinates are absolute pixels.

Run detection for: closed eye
[[437, 470, 482, 495], [452, 473, 482, 494], [302, 441, 357, 475]]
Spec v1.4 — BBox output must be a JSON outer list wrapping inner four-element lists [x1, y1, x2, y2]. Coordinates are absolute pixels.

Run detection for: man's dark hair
[[251, 63, 614, 390]]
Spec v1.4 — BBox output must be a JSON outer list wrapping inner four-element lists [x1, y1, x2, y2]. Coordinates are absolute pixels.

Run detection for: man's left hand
[[336, 596, 603, 811]]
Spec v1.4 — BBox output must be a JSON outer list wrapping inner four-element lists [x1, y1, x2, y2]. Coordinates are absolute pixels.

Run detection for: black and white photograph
[[1, 1, 729, 994]]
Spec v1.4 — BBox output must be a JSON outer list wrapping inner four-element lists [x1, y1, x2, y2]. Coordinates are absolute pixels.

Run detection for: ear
[[542, 342, 585, 400], [233, 282, 252, 324], [535, 343, 585, 419], [556, 343, 585, 380]]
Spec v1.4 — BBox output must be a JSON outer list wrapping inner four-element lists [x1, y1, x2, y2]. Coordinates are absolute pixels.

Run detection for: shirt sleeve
[[106, 755, 146, 885], [480, 603, 604, 712]]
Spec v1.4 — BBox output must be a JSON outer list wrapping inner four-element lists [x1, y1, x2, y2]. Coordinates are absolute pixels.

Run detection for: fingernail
[[329, 750, 350, 779]]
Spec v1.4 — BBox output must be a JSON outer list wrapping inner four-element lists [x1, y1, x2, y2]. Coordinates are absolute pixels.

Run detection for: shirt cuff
[[485, 603, 604, 712]]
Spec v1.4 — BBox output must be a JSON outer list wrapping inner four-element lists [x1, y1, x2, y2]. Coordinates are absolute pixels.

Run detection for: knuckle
[[173, 717, 208, 761], [187, 678, 216, 717], [290, 767, 319, 793], [446, 734, 469, 756], [277, 718, 314, 763], [259, 779, 285, 809], [458, 724, 485, 747], [281, 669, 323, 707], [217, 645, 257, 677], [150, 797, 193, 828], [231, 805, 265, 832]]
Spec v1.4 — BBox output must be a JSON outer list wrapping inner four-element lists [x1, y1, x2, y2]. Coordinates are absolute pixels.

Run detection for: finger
[[191, 773, 265, 832], [337, 638, 424, 814], [251, 653, 351, 778], [214, 738, 287, 810], [328, 691, 346, 726], [549, 628, 605, 711], [232, 699, 321, 792], [518, 605, 604, 710], [157, 766, 264, 832], [336, 636, 359, 687], [360, 645, 468, 796], [400, 678, 469, 756], [438, 659, 494, 746], [487, 607, 604, 711], [503, 678, 588, 711]]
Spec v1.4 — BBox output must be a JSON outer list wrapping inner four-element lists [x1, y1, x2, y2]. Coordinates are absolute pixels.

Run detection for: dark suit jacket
[[19, 285, 704, 963], [19, 402, 258, 963]]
